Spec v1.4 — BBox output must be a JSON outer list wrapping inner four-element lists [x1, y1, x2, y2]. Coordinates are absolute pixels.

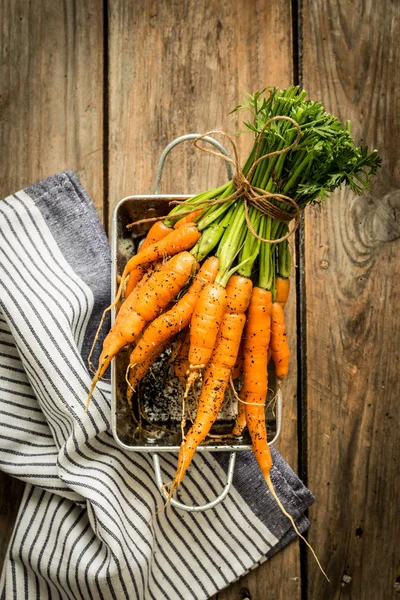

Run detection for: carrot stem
[[277, 236, 291, 278]]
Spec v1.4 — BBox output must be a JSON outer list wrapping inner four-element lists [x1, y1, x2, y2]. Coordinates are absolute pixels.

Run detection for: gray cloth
[[0, 171, 314, 600]]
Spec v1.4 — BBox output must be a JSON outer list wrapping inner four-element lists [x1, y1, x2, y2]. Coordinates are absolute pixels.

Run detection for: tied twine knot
[[127, 116, 302, 244], [190, 116, 302, 244]]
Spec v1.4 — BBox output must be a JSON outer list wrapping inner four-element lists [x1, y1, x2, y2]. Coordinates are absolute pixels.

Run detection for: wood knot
[[360, 188, 400, 245]]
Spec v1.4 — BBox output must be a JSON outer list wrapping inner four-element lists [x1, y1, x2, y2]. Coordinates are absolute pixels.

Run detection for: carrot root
[[265, 472, 329, 582]]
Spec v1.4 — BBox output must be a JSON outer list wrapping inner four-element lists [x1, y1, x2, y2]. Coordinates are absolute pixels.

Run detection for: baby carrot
[[91, 223, 201, 358], [225, 275, 254, 314], [232, 287, 272, 437], [170, 312, 246, 492], [125, 221, 173, 298], [86, 251, 196, 411], [275, 276, 290, 309], [241, 286, 327, 578], [232, 341, 243, 381], [270, 301, 290, 379], [171, 275, 252, 492], [188, 282, 228, 369], [173, 328, 191, 386], [173, 209, 203, 229], [128, 257, 219, 368], [242, 287, 272, 457]]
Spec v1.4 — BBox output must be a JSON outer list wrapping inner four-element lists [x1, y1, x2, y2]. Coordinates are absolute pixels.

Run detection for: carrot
[[232, 342, 243, 380], [275, 276, 290, 309], [121, 224, 200, 289], [225, 275, 254, 314], [229, 275, 252, 436], [270, 301, 290, 379], [170, 275, 253, 493], [188, 282, 228, 369], [240, 287, 328, 579], [173, 209, 203, 229], [125, 221, 173, 298], [139, 221, 173, 252], [184, 274, 253, 397], [128, 257, 219, 368], [179, 281, 227, 400], [90, 224, 201, 361], [232, 288, 272, 437], [86, 251, 197, 411], [170, 312, 246, 492], [223, 275, 253, 437], [124, 266, 147, 300], [241, 287, 272, 450], [173, 328, 191, 386]]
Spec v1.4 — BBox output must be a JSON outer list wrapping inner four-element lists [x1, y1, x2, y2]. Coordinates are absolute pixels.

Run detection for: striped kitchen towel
[[0, 171, 314, 600]]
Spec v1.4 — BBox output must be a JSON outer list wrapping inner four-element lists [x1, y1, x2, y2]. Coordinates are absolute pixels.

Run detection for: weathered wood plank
[[0, 0, 103, 567], [108, 0, 294, 202], [302, 0, 400, 597], [108, 2, 300, 598], [0, 0, 104, 213]]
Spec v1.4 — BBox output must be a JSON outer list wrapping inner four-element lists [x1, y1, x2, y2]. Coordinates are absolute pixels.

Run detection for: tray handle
[[152, 388, 282, 512], [152, 452, 236, 512], [154, 134, 234, 194]]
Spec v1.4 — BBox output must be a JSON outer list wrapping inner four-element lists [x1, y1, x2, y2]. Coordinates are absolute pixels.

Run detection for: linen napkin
[[0, 171, 314, 600]]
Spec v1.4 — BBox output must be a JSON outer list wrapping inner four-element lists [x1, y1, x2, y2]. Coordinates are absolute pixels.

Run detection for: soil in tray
[[115, 344, 278, 449]]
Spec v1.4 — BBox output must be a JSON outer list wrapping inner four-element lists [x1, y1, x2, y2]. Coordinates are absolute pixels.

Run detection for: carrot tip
[[265, 473, 329, 582]]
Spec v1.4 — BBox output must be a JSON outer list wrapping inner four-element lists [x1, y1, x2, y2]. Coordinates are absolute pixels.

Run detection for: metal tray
[[111, 134, 283, 511]]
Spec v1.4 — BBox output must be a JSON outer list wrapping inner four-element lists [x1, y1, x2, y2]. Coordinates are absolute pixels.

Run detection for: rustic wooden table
[[1, 1, 399, 598]]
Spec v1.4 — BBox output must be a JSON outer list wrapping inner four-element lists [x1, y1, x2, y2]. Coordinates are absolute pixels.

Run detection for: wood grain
[[302, 0, 400, 598], [0, 0, 103, 569], [108, 0, 294, 203], [108, 2, 301, 598], [0, 0, 104, 213]]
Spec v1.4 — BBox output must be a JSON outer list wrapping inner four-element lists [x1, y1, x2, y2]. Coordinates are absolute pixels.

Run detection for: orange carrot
[[188, 283, 228, 369], [125, 221, 173, 298], [232, 341, 243, 380], [180, 281, 228, 400], [173, 209, 203, 229], [121, 224, 200, 288], [232, 288, 272, 437], [184, 275, 253, 396], [89, 223, 201, 363], [86, 252, 196, 411], [128, 257, 219, 368], [240, 287, 327, 578], [139, 221, 174, 252], [270, 301, 290, 379], [171, 275, 252, 492], [124, 266, 147, 300], [242, 287, 272, 459], [275, 276, 290, 309], [227, 276, 253, 435], [225, 275, 254, 314], [170, 312, 246, 492], [173, 328, 191, 386]]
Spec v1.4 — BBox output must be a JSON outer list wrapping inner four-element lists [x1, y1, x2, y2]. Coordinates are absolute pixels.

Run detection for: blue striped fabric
[[0, 172, 314, 599]]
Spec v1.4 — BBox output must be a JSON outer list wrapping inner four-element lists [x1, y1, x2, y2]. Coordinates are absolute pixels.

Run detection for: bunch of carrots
[[86, 86, 379, 573]]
